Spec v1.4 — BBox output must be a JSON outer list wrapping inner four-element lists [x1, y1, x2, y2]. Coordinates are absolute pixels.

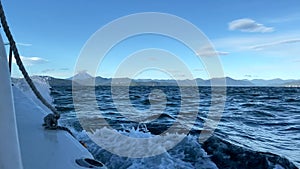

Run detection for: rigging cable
[[0, 1, 74, 137]]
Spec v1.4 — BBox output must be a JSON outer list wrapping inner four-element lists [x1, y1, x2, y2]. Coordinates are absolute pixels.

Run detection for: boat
[[0, 2, 107, 169]]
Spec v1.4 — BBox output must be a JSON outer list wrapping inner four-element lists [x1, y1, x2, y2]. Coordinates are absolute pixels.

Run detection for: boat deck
[[13, 87, 95, 169]]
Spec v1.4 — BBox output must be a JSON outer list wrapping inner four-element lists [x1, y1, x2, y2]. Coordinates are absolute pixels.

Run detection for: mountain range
[[40, 71, 300, 87]]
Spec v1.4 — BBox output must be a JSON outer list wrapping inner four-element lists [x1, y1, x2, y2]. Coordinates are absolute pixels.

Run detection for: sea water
[[13, 78, 300, 168], [53, 85, 300, 168]]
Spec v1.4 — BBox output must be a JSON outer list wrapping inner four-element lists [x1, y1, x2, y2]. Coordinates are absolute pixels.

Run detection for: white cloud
[[229, 18, 274, 33], [212, 30, 300, 56], [206, 32, 300, 67], [16, 43, 32, 47], [41, 68, 55, 73], [216, 51, 230, 55], [196, 50, 229, 57], [250, 39, 300, 50], [196, 45, 229, 57], [12, 56, 48, 66]]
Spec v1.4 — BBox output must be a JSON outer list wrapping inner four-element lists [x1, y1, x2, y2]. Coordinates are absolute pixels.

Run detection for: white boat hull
[[0, 33, 23, 169], [0, 32, 106, 169]]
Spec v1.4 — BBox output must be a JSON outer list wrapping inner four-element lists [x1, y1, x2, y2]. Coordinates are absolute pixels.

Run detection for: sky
[[2, 0, 300, 80]]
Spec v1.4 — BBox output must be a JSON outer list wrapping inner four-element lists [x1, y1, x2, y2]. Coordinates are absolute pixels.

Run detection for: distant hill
[[211, 77, 254, 86], [249, 78, 296, 86], [48, 77, 73, 86], [12, 73, 299, 87], [283, 80, 300, 87], [66, 73, 255, 86]]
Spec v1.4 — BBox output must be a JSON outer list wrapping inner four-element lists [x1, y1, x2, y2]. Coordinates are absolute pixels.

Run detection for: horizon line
[[11, 74, 300, 81]]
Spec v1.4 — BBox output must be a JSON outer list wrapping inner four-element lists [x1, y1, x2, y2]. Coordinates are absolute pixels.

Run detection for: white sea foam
[[12, 76, 53, 113], [273, 164, 284, 169], [80, 126, 218, 169]]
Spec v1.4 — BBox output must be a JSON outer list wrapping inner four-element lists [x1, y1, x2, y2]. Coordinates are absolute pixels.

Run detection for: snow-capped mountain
[[69, 71, 93, 81]]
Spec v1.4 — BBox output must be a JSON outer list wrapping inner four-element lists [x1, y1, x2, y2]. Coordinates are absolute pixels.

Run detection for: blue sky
[[2, 0, 300, 80]]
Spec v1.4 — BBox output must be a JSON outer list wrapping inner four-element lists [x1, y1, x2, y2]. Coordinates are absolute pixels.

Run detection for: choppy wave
[[203, 135, 297, 169], [12, 76, 53, 113], [57, 86, 300, 168], [69, 124, 297, 169], [77, 126, 218, 169], [13, 78, 299, 168]]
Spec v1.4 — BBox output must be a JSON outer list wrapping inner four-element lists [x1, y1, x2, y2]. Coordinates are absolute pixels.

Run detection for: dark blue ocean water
[[51, 86, 300, 168]]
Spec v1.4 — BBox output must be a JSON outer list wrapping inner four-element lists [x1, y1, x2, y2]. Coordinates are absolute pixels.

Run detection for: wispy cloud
[[59, 68, 69, 71], [193, 68, 204, 72], [41, 68, 55, 73], [267, 13, 300, 23], [12, 56, 48, 66], [215, 51, 230, 55], [212, 30, 300, 57], [196, 51, 229, 57], [244, 74, 259, 79], [229, 18, 274, 33], [16, 43, 32, 47], [196, 46, 229, 57], [250, 39, 300, 50]]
